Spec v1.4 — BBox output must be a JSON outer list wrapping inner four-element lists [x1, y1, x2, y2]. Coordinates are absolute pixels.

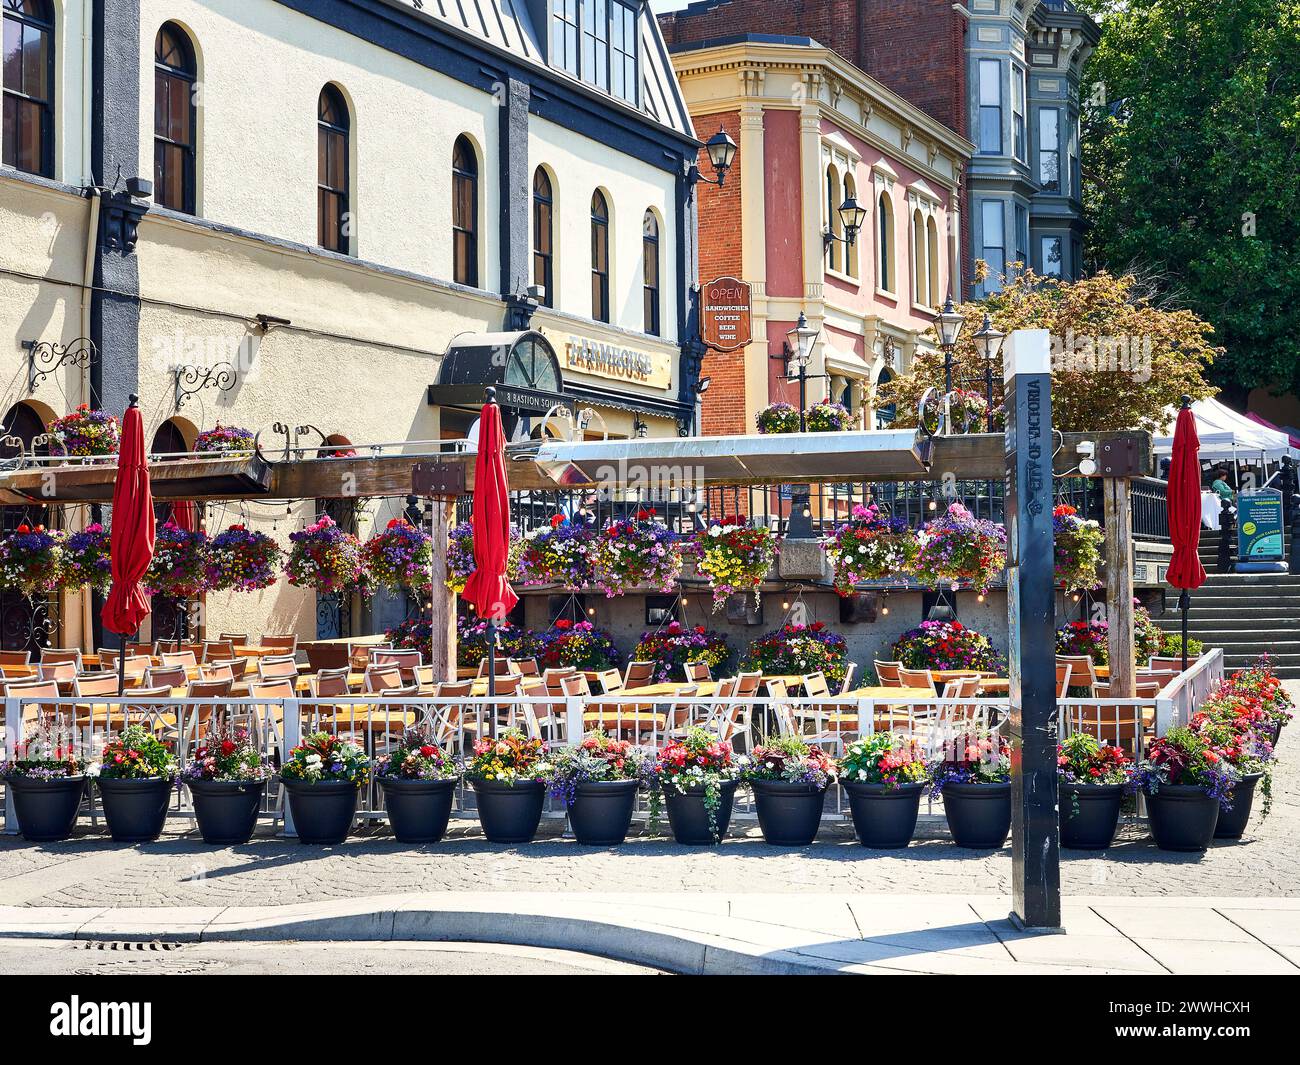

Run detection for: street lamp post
[[936, 295, 965, 396], [687, 126, 739, 195], [822, 195, 868, 254], [778, 312, 822, 537], [972, 313, 1006, 431]]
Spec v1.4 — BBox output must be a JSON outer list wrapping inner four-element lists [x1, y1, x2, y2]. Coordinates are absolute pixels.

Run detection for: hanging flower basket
[[144, 521, 211, 599], [454, 616, 540, 669], [207, 524, 281, 593], [589, 509, 683, 596], [446, 521, 521, 593], [0, 524, 65, 596], [1053, 504, 1104, 590], [1054, 605, 1165, 666], [692, 516, 779, 610], [821, 503, 917, 593], [913, 502, 1006, 594], [46, 405, 120, 457], [755, 402, 800, 435], [944, 389, 996, 434], [892, 619, 1004, 672], [806, 401, 851, 432], [284, 514, 363, 595], [632, 621, 734, 684], [537, 620, 621, 671], [518, 514, 596, 589], [195, 424, 256, 455], [62, 522, 112, 594], [742, 622, 849, 691], [362, 518, 433, 593]]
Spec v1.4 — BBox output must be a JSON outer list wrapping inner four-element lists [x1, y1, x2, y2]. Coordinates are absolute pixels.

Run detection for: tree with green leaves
[[1081, 0, 1300, 407]]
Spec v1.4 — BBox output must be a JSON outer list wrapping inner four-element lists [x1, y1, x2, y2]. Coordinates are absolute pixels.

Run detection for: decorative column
[[1002, 328, 1061, 930], [497, 77, 532, 301]]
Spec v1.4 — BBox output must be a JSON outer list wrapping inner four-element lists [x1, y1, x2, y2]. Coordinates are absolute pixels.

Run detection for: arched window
[[825, 164, 842, 273], [154, 23, 198, 213], [2, 0, 55, 177], [452, 135, 478, 286], [591, 189, 610, 323], [877, 191, 895, 294], [926, 216, 941, 310], [317, 85, 350, 253], [912, 209, 927, 306], [844, 173, 859, 279], [874, 368, 897, 429], [532, 167, 554, 307], [642, 209, 660, 336]]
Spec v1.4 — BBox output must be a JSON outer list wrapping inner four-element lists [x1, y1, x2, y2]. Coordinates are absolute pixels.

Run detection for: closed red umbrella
[[1166, 397, 1206, 671], [102, 396, 155, 693], [461, 389, 518, 695], [171, 499, 198, 532]]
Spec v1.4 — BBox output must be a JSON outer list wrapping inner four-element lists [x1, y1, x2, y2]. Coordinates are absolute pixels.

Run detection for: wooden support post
[[1103, 477, 1136, 698], [428, 497, 457, 682]]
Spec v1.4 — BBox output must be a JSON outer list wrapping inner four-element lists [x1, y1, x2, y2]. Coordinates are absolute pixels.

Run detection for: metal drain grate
[[79, 940, 182, 952]]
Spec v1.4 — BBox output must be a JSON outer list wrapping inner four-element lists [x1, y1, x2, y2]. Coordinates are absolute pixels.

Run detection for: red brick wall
[[693, 110, 748, 437], [660, 0, 967, 139]]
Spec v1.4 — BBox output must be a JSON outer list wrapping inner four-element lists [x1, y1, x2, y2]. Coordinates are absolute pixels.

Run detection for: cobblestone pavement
[[2, 688, 1295, 909]]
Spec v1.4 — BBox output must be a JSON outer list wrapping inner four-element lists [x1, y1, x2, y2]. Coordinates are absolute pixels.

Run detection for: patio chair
[[218, 632, 250, 648], [664, 684, 701, 738], [837, 662, 858, 696], [433, 680, 474, 751], [6, 679, 62, 729], [508, 657, 539, 676], [477, 655, 520, 679], [1148, 656, 1191, 673], [372, 649, 423, 685], [258, 655, 299, 682], [622, 660, 656, 690], [590, 668, 624, 695], [684, 660, 712, 683], [1055, 662, 1073, 699], [145, 665, 187, 690], [1136, 669, 1177, 690], [898, 667, 936, 693], [305, 642, 350, 672], [712, 678, 751, 750], [1056, 655, 1097, 696], [41, 648, 83, 670], [734, 671, 763, 699], [873, 660, 904, 687], [798, 672, 830, 698], [0, 649, 31, 667], [212, 656, 251, 680], [248, 679, 295, 700], [260, 634, 299, 654], [160, 650, 198, 669], [939, 674, 982, 728], [37, 660, 79, 683], [363, 665, 404, 694], [200, 662, 235, 683], [201, 640, 236, 663], [185, 678, 234, 740], [72, 672, 122, 695]]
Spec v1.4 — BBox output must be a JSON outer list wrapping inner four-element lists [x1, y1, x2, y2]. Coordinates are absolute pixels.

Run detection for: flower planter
[[380, 777, 456, 844], [567, 779, 639, 846], [842, 781, 924, 848], [1058, 782, 1124, 850], [8, 776, 85, 842], [97, 777, 174, 843], [471, 779, 546, 844], [1145, 784, 1220, 852], [1214, 772, 1264, 840], [1266, 720, 1283, 748], [188, 779, 265, 845], [283, 779, 358, 845], [662, 779, 737, 845], [751, 779, 827, 846], [941, 781, 1011, 849]]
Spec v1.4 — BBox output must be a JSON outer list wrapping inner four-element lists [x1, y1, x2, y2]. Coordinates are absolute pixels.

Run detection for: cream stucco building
[[0, 0, 706, 650]]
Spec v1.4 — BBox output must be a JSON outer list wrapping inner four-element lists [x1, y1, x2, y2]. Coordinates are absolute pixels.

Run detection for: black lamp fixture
[[688, 126, 738, 193], [935, 294, 965, 395], [972, 313, 1006, 431], [823, 195, 868, 250]]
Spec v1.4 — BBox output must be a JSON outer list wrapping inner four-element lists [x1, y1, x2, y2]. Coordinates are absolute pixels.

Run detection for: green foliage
[[1082, 0, 1300, 401]]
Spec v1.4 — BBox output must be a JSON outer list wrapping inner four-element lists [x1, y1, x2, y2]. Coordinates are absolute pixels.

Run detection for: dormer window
[[552, 0, 638, 105]]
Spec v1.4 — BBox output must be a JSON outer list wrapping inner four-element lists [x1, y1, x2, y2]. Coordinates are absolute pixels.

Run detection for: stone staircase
[[1153, 568, 1300, 679]]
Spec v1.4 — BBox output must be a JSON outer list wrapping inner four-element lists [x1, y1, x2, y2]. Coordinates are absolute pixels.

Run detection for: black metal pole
[[487, 618, 497, 699], [1179, 589, 1190, 673], [118, 628, 131, 696], [985, 362, 995, 431], [797, 363, 807, 432], [1218, 498, 1233, 573], [944, 345, 953, 395]]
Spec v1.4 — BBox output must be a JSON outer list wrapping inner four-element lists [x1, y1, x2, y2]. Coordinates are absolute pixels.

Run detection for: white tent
[[1154, 397, 1299, 462]]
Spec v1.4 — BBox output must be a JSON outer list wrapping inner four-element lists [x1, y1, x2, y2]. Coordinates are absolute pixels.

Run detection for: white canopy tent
[[1155, 397, 1299, 462]]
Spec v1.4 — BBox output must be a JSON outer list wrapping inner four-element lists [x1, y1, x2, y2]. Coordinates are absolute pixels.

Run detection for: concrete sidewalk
[[2, 892, 1298, 975]]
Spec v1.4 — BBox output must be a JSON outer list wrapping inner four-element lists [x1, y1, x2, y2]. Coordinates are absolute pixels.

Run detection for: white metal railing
[[1153, 648, 1226, 734]]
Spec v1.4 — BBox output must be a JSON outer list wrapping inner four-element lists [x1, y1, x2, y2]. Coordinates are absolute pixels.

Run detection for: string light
[[928, 498, 938, 511], [977, 593, 985, 603]]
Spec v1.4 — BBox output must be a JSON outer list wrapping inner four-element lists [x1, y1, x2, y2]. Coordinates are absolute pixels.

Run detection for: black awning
[[428, 330, 569, 415]]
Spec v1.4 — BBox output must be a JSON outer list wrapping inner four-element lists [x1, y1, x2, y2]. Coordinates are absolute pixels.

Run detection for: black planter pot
[[567, 779, 639, 846], [942, 781, 1012, 849], [1214, 772, 1264, 840], [380, 776, 457, 844], [1145, 784, 1220, 852], [7, 775, 85, 842], [662, 779, 737, 845], [471, 779, 545, 844], [842, 780, 923, 848], [751, 779, 827, 846], [1266, 720, 1283, 748], [283, 779, 359, 845], [188, 779, 266, 845], [1058, 782, 1124, 850], [97, 777, 174, 843]]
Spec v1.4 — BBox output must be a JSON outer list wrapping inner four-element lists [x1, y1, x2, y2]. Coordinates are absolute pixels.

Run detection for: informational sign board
[[700, 276, 753, 352], [1237, 489, 1285, 564]]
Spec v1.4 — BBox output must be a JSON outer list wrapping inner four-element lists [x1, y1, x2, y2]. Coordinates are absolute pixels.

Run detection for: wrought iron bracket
[[23, 337, 97, 393], [173, 362, 237, 411]]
